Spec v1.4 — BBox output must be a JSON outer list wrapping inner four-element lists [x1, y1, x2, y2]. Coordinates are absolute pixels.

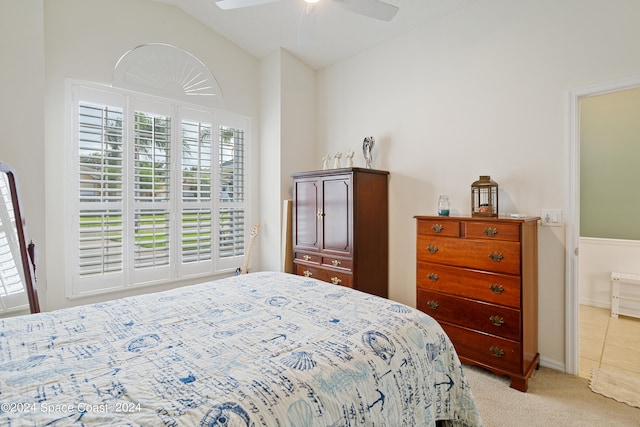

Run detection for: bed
[[0, 271, 482, 426]]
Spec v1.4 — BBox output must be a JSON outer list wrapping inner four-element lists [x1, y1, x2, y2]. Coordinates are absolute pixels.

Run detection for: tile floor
[[579, 304, 640, 379]]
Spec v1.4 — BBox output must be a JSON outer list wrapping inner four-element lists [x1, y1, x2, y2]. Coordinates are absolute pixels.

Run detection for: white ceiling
[[152, 0, 478, 70]]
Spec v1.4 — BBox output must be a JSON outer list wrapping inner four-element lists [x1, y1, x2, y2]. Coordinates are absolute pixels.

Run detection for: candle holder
[[471, 176, 498, 217]]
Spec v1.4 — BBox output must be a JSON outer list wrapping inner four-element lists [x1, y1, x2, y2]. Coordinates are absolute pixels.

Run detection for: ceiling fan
[[214, 0, 399, 23]]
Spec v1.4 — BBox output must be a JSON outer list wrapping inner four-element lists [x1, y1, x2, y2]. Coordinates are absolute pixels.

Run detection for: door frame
[[566, 74, 640, 375]]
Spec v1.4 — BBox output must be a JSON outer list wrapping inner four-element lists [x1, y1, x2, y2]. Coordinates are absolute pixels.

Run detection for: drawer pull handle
[[427, 245, 439, 254], [431, 224, 444, 233], [489, 283, 505, 294], [427, 300, 439, 310], [331, 277, 342, 285], [490, 346, 505, 357], [489, 252, 504, 262], [303, 270, 312, 277], [303, 255, 311, 261], [427, 273, 439, 282], [490, 315, 505, 326], [332, 259, 341, 267], [483, 227, 498, 237]]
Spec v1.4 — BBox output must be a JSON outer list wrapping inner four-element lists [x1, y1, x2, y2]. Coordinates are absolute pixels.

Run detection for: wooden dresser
[[415, 215, 539, 391], [292, 168, 389, 298]]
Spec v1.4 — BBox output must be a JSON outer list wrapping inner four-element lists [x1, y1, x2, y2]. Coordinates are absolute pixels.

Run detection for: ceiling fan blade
[[331, 0, 399, 21], [297, 3, 318, 44], [215, 0, 279, 10]]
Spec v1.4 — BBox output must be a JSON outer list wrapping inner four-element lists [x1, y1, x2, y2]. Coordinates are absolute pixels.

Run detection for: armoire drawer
[[294, 252, 321, 264], [417, 289, 521, 341], [439, 322, 522, 373], [294, 263, 353, 288], [416, 235, 521, 275], [321, 256, 353, 271], [417, 261, 521, 308]]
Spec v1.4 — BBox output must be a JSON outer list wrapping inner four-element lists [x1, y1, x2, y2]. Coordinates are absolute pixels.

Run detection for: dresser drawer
[[417, 261, 521, 308], [465, 221, 521, 242], [417, 219, 461, 237], [294, 263, 353, 288], [417, 235, 521, 275], [439, 322, 522, 373], [321, 256, 353, 270], [417, 289, 521, 340]]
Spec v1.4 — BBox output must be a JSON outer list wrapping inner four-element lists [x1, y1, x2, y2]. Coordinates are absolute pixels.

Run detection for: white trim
[[566, 74, 640, 375], [539, 355, 565, 373], [112, 43, 224, 109], [565, 85, 580, 376]]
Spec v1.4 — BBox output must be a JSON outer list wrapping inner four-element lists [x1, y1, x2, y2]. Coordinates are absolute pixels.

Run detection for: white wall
[[259, 49, 316, 272], [315, 0, 640, 369], [259, 51, 283, 272], [0, 1, 46, 316], [42, 0, 261, 310], [280, 51, 317, 199]]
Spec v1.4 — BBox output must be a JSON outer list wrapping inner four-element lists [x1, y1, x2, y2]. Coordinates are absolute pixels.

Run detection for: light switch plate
[[541, 209, 563, 227]]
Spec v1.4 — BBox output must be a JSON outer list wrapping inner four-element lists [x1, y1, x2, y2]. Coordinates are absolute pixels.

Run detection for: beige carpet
[[463, 364, 640, 426], [590, 367, 640, 409]]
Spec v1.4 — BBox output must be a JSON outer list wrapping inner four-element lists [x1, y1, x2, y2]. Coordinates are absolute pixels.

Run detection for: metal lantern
[[471, 176, 498, 217]]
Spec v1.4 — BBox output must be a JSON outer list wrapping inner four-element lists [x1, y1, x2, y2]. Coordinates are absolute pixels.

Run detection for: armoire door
[[293, 178, 320, 251], [322, 175, 351, 255]]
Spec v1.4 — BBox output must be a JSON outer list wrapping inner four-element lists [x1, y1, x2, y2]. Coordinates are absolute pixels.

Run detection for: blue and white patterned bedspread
[[0, 272, 482, 426]]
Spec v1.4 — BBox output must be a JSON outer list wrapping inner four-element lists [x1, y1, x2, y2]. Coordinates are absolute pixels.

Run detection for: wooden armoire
[[291, 168, 389, 298]]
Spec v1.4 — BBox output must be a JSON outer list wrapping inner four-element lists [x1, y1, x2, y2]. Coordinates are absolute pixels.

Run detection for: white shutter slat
[[79, 103, 123, 204], [181, 119, 212, 265], [78, 209, 123, 277], [134, 210, 170, 269], [78, 101, 124, 278], [218, 126, 245, 259]]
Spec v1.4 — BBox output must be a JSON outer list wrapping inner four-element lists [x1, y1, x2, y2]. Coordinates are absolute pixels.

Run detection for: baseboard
[[539, 355, 565, 373], [579, 298, 610, 310]]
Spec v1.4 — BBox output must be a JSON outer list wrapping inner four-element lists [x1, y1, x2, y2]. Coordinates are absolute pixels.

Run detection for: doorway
[[567, 75, 640, 375]]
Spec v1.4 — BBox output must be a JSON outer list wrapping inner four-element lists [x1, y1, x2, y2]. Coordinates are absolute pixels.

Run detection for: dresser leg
[[509, 375, 528, 392], [510, 353, 540, 392]]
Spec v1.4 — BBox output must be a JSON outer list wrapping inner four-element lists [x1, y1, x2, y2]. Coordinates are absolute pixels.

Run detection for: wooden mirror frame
[[0, 161, 40, 313]]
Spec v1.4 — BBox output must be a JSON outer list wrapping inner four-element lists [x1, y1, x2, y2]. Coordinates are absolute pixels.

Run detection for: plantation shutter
[[181, 118, 213, 268], [78, 102, 124, 278], [69, 84, 249, 297], [133, 111, 171, 270], [218, 126, 245, 259]]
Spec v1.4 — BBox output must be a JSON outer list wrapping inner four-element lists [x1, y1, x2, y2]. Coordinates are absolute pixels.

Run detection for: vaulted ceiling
[[152, 0, 477, 70]]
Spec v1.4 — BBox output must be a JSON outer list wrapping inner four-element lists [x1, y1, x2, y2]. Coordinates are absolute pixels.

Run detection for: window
[[68, 84, 249, 297]]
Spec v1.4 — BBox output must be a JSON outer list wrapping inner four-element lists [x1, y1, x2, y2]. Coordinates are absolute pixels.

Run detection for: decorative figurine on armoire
[[345, 149, 354, 167], [363, 136, 375, 169]]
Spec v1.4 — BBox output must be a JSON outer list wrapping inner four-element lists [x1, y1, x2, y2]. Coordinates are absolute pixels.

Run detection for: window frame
[[66, 81, 251, 298]]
